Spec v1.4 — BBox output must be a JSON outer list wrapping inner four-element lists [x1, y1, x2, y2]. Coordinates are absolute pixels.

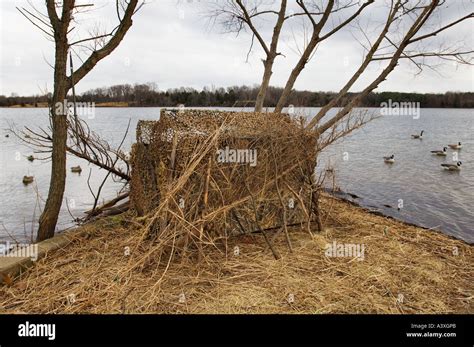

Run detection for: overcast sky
[[0, 0, 473, 96]]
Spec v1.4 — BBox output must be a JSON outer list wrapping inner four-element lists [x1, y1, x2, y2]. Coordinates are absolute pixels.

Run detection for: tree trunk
[[275, 1, 335, 114], [274, 46, 314, 113], [37, 37, 69, 242], [253, 0, 287, 112], [254, 57, 275, 112]]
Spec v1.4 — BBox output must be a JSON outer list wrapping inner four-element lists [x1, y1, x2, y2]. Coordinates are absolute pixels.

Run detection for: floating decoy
[[27, 155, 34, 162], [431, 147, 447, 156], [441, 161, 462, 171], [70, 165, 82, 173], [411, 130, 424, 139], [22, 176, 34, 184], [383, 154, 395, 163], [448, 142, 462, 150]]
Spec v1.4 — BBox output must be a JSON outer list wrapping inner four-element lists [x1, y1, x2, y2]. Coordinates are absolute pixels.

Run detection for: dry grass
[[0, 195, 472, 314], [95, 101, 129, 107], [8, 102, 49, 108]]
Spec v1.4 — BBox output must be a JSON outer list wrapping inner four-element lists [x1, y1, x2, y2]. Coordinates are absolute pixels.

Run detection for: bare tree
[[209, 0, 288, 112], [210, 0, 473, 123], [209, 0, 374, 111], [18, 0, 143, 241], [307, 0, 473, 133], [208, 1, 472, 237], [274, 0, 374, 113]]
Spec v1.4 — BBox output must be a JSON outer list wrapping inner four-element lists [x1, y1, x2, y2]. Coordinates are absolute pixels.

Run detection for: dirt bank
[[0, 195, 472, 313]]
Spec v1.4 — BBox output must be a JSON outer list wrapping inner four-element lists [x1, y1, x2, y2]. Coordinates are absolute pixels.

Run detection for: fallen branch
[[84, 192, 130, 217]]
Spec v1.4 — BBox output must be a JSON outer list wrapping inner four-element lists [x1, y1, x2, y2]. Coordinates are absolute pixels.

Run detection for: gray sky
[[1, 0, 473, 96]]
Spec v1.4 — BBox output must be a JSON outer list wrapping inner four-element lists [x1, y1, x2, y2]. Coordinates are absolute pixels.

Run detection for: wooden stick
[[245, 183, 281, 260], [271, 143, 293, 252], [198, 157, 212, 261], [84, 192, 129, 215]]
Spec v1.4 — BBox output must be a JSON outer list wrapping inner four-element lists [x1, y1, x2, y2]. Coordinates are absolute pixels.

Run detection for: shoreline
[[2, 104, 474, 109], [0, 195, 471, 313], [2, 190, 471, 248], [324, 189, 473, 245]]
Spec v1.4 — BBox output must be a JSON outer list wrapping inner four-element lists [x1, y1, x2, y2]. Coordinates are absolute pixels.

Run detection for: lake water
[[0, 107, 473, 244]]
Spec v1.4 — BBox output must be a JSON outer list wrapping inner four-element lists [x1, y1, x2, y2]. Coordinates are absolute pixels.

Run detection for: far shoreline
[[2, 104, 474, 109]]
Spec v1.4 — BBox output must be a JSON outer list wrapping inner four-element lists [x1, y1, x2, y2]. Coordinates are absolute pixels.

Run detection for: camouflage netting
[[130, 109, 319, 257]]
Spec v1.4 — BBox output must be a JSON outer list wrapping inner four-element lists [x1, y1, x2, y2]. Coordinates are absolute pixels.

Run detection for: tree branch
[[67, 0, 139, 89]]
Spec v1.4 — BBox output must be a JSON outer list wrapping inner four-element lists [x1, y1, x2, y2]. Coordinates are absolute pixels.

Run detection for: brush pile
[[130, 109, 320, 260]]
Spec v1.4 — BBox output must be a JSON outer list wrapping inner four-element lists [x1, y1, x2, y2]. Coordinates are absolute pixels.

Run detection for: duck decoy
[[70, 165, 82, 173], [448, 142, 462, 150], [22, 176, 34, 184], [441, 161, 462, 171], [27, 155, 34, 162], [383, 154, 395, 163], [411, 130, 424, 139], [431, 147, 447, 156]]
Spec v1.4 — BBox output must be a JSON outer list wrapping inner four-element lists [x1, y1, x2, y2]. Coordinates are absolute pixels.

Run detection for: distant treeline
[[2, 84, 473, 108]]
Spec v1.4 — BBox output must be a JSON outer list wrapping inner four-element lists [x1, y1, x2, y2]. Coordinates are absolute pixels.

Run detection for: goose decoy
[[431, 147, 447, 156], [27, 155, 34, 162], [22, 176, 34, 184], [441, 161, 462, 171], [383, 154, 395, 163], [411, 130, 424, 139], [448, 142, 462, 150], [70, 165, 82, 173], [5, 134, 9, 138]]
